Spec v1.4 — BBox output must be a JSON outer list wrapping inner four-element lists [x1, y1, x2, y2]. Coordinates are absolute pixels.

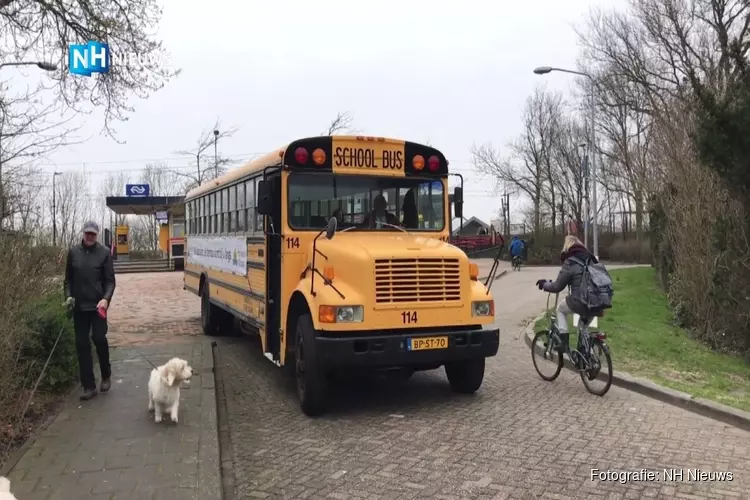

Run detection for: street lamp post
[[213, 129, 219, 178], [0, 60, 58, 232], [534, 66, 599, 258], [0, 61, 58, 71], [577, 143, 588, 247], [52, 172, 62, 246]]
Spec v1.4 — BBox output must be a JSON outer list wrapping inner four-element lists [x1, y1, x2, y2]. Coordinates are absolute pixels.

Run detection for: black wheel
[[580, 338, 613, 396], [531, 330, 564, 381], [200, 282, 220, 336], [445, 358, 485, 393], [295, 314, 328, 416]]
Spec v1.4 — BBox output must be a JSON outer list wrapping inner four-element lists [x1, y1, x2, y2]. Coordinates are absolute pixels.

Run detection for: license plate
[[408, 336, 449, 351]]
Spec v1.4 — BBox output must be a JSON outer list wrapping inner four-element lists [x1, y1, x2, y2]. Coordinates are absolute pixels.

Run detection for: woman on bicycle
[[535, 235, 599, 349]]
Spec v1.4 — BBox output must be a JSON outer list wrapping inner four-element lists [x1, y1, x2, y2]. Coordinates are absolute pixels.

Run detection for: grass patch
[[534, 267, 750, 412]]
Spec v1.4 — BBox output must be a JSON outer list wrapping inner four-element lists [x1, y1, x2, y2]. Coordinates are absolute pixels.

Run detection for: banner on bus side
[[187, 236, 248, 276]]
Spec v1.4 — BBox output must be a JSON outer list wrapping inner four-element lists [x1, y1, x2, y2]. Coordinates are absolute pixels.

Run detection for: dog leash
[[65, 301, 198, 378], [66, 301, 163, 373], [1, 325, 66, 463]]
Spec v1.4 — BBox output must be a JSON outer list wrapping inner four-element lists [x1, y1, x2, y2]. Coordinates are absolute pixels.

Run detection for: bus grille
[[375, 258, 461, 303]]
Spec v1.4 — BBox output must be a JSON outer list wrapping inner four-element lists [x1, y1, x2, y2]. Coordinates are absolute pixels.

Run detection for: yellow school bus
[[183, 136, 499, 415]]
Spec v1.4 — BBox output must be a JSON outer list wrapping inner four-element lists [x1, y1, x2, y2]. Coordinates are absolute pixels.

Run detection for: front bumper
[[314, 327, 499, 368]]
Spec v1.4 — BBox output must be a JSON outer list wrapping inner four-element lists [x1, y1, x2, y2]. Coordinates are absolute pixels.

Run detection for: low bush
[[608, 239, 652, 264], [21, 291, 77, 391], [0, 235, 77, 467]]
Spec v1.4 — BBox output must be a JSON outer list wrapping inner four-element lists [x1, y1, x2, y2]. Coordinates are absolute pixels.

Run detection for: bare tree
[[0, 83, 82, 228], [3, 165, 45, 236], [590, 69, 654, 239], [174, 119, 239, 190], [55, 171, 89, 247], [471, 86, 562, 235], [551, 116, 588, 230], [578, 1, 750, 113], [137, 163, 182, 250], [0, 0, 180, 137], [323, 111, 357, 135], [98, 170, 132, 227]]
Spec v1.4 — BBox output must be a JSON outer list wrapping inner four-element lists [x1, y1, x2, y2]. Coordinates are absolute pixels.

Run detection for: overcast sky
[[32, 0, 624, 226]]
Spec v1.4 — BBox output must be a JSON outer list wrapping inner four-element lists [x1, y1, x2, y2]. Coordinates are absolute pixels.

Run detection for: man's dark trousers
[[73, 310, 111, 390]]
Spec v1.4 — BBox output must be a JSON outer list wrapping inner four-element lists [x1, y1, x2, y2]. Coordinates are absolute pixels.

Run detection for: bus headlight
[[319, 305, 364, 323], [472, 300, 494, 317], [337, 306, 364, 323]]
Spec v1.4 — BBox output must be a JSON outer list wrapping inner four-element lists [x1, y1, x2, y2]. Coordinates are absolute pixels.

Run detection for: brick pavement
[[2, 272, 220, 500], [214, 265, 750, 499], [106, 273, 201, 347]]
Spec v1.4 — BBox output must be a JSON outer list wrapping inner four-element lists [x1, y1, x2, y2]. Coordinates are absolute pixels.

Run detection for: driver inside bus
[[361, 194, 400, 229]]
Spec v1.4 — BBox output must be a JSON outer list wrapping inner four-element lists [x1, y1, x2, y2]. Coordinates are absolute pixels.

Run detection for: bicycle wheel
[[580, 338, 613, 396], [531, 330, 563, 381]]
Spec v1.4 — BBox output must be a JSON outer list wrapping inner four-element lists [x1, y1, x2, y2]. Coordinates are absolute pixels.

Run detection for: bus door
[[263, 172, 283, 362]]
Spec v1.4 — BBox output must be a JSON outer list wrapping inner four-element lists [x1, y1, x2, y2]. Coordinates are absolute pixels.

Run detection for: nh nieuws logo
[[69, 41, 109, 76], [69, 41, 172, 76]]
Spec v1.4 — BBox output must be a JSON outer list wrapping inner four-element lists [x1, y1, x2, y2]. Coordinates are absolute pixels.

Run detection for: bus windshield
[[288, 173, 445, 231]]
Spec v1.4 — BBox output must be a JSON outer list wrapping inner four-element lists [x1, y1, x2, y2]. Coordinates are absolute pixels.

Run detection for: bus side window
[[254, 177, 263, 232], [245, 179, 255, 232], [203, 196, 208, 234], [237, 182, 245, 232]]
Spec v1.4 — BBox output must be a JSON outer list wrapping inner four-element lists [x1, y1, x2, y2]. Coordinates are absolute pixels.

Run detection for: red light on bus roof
[[428, 155, 440, 172], [295, 147, 309, 164]]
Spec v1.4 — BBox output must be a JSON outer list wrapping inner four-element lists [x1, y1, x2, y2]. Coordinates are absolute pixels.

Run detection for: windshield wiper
[[340, 223, 411, 235]]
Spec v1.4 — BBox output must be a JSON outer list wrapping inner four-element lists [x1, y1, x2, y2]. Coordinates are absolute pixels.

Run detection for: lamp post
[[0, 60, 58, 231], [0, 61, 58, 71], [213, 129, 219, 178], [52, 172, 62, 246], [534, 66, 599, 258]]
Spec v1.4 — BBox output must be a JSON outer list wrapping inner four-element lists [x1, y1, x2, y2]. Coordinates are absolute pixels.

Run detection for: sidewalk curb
[[199, 338, 223, 500], [478, 269, 509, 283], [523, 315, 750, 433]]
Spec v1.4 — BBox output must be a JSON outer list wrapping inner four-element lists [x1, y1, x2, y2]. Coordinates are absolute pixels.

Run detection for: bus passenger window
[[245, 180, 255, 232]]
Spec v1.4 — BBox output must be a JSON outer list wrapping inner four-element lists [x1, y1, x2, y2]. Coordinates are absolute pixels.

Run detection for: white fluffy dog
[[148, 357, 193, 424], [0, 476, 17, 500]]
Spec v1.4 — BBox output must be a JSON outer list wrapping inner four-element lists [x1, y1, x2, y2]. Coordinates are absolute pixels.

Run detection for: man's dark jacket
[[64, 241, 116, 312]]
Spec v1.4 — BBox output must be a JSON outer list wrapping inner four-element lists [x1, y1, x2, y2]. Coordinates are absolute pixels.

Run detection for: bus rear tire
[[200, 283, 223, 336], [445, 358, 485, 394], [295, 314, 328, 416]]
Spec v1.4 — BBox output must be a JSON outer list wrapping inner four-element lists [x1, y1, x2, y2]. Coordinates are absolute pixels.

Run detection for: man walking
[[63, 221, 116, 400]]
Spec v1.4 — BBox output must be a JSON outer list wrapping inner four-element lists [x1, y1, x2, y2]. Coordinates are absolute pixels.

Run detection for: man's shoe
[[80, 388, 98, 401], [100, 378, 111, 392]]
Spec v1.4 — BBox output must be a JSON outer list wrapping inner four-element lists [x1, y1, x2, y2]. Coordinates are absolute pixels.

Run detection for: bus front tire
[[295, 314, 328, 416], [445, 358, 485, 394]]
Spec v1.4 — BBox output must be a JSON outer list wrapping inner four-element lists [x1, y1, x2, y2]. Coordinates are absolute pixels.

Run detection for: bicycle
[[511, 255, 522, 271], [530, 292, 613, 396]]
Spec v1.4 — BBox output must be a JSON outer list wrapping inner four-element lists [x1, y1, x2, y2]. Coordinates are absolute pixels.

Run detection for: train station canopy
[[105, 196, 185, 216]]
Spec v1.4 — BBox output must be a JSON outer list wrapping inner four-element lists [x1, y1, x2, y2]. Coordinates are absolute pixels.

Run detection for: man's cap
[[82, 221, 99, 234]]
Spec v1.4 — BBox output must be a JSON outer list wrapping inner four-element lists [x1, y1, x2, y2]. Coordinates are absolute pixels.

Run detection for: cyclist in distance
[[509, 235, 525, 267], [535, 235, 599, 350]]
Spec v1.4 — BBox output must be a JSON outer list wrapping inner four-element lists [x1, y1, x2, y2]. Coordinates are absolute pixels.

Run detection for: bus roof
[[185, 147, 285, 200], [184, 135, 449, 201]]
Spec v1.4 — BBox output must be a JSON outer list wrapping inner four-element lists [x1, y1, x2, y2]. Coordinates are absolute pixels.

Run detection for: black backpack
[[569, 256, 614, 311]]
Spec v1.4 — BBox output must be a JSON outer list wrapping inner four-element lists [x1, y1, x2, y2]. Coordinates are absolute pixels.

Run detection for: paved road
[[215, 265, 750, 499], [5, 273, 220, 500]]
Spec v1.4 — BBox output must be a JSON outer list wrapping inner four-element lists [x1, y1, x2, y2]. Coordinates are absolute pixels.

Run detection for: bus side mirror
[[257, 180, 272, 215], [325, 216, 337, 240], [453, 186, 463, 219]]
